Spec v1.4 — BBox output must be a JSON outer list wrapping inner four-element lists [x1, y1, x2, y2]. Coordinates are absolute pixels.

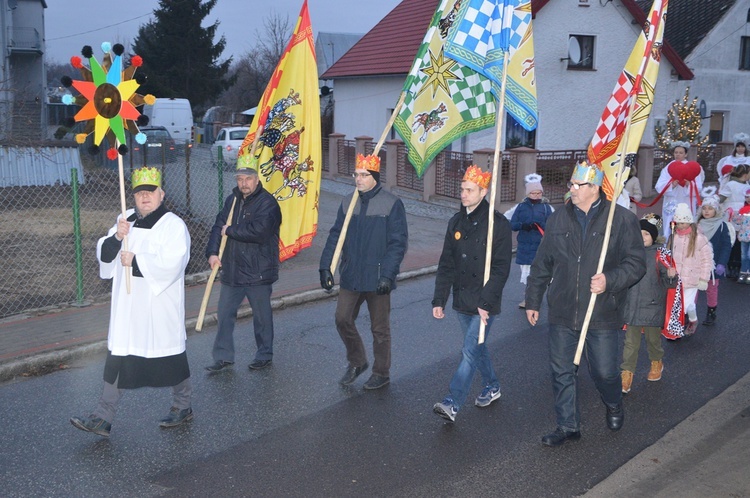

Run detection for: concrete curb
[[582, 370, 750, 497], [0, 265, 439, 384]]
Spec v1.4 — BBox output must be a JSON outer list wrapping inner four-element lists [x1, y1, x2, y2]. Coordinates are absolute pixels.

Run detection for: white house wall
[[533, 0, 675, 151], [676, 1, 750, 141], [333, 76, 405, 140]]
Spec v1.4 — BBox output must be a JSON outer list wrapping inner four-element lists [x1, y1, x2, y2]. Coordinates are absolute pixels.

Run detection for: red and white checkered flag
[[587, 0, 668, 199]]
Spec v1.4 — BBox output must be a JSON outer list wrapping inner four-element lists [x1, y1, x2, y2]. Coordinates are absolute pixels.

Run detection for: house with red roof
[[322, 0, 744, 158]]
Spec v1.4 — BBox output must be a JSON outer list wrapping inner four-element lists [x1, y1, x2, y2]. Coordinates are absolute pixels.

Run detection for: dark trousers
[[548, 324, 621, 432], [213, 283, 274, 363], [335, 288, 391, 377], [94, 378, 192, 423]]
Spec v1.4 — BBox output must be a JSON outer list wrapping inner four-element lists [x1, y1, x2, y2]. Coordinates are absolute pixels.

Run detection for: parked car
[[214, 126, 250, 166], [133, 126, 175, 151]]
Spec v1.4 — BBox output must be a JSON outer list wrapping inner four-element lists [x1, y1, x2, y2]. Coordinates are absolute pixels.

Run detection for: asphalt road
[[2, 269, 749, 497]]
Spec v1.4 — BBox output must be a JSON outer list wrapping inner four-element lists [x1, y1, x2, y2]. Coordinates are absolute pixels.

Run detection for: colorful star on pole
[[61, 42, 155, 159]]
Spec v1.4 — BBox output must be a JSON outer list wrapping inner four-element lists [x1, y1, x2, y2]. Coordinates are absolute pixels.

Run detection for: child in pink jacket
[[667, 203, 714, 336]]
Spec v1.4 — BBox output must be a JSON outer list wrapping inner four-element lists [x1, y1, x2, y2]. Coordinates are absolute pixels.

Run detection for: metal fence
[[396, 143, 424, 193], [321, 137, 330, 172], [0, 142, 235, 319], [337, 139, 356, 177], [536, 149, 588, 203], [434, 150, 473, 199]]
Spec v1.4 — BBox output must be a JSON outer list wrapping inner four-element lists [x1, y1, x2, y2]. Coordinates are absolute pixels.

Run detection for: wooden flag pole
[[116, 140, 131, 294], [329, 91, 407, 275], [572, 92, 640, 366], [478, 51, 510, 345], [196, 126, 263, 331]]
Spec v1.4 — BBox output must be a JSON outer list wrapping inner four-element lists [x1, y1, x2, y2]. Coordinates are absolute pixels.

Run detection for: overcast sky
[[44, 0, 402, 63]]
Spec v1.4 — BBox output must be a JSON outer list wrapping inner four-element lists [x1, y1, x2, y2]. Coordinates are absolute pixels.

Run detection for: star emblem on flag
[[418, 47, 460, 99]]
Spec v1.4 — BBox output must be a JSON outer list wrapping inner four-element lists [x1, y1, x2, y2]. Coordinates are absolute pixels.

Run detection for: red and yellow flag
[[237, 0, 321, 261], [587, 0, 668, 199]]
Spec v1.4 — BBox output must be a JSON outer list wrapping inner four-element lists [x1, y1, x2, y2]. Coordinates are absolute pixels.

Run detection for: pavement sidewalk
[[1, 180, 748, 496]]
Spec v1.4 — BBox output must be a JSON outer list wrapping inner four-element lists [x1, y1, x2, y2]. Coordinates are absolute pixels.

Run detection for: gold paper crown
[[131, 166, 161, 189], [356, 153, 380, 173], [462, 165, 491, 189]]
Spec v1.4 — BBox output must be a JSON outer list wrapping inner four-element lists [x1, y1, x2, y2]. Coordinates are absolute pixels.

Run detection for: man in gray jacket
[[319, 154, 408, 390]]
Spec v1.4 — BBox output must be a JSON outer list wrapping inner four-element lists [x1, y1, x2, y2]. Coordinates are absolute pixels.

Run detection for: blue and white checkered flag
[[445, 0, 537, 131]]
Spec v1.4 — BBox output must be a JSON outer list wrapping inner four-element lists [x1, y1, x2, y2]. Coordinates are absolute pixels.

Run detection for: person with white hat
[[510, 173, 554, 309], [729, 190, 750, 283], [719, 164, 749, 279], [668, 203, 714, 336], [697, 187, 732, 325], [717, 132, 750, 188]]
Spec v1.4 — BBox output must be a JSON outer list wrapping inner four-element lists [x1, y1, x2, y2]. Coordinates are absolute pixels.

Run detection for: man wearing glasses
[[319, 154, 408, 390], [525, 161, 645, 447]]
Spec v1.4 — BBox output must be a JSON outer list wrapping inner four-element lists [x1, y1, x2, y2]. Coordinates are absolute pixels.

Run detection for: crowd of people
[[69, 142, 749, 446]]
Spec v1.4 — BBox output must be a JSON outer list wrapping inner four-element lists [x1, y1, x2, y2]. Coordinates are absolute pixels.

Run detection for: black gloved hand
[[376, 277, 392, 295], [319, 269, 334, 291], [521, 223, 532, 231]]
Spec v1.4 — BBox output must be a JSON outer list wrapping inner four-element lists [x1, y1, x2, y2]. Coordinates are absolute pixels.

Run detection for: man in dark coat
[[525, 161, 646, 446], [205, 162, 282, 372], [319, 154, 408, 390], [431, 165, 512, 422]]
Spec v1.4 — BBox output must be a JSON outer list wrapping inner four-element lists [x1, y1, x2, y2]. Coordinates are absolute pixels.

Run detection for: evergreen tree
[[132, 0, 233, 115], [654, 87, 709, 149]]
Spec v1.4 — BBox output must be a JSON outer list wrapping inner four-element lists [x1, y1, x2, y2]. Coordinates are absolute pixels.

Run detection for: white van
[[142, 98, 194, 145]]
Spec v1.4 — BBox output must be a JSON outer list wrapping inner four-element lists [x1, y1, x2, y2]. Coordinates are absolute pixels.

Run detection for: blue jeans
[[741, 241, 750, 273], [548, 324, 621, 432], [212, 283, 274, 362], [448, 313, 499, 409]]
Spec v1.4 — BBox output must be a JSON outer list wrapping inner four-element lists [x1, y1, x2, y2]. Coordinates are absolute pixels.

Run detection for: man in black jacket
[[205, 163, 282, 372], [319, 154, 408, 390], [431, 166, 512, 422], [525, 161, 646, 446]]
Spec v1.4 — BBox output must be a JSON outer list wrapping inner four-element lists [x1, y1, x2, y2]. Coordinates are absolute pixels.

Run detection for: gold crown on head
[[462, 165, 491, 189], [356, 153, 380, 173], [131, 166, 161, 190]]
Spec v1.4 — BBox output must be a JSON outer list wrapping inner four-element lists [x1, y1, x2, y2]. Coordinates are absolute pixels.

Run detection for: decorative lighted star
[[61, 42, 155, 159], [417, 46, 460, 100]]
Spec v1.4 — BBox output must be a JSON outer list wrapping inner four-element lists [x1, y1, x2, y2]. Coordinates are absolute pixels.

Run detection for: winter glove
[[715, 264, 725, 276], [376, 277, 393, 295], [521, 223, 533, 231], [319, 269, 334, 291], [697, 279, 708, 291]]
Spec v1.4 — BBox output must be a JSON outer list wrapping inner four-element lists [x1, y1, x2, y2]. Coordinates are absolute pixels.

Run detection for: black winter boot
[[702, 306, 717, 326]]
